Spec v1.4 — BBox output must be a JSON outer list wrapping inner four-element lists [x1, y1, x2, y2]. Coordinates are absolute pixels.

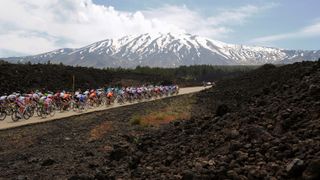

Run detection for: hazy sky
[[0, 0, 319, 57]]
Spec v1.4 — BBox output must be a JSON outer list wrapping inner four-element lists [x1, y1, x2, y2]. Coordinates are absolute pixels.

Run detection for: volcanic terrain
[[0, 61, 319, 179]]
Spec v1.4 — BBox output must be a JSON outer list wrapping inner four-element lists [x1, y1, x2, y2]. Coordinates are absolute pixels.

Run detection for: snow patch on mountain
[[3, 33, 320, 68]]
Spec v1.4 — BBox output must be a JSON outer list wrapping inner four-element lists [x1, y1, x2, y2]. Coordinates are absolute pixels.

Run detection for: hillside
[[4, 33, 320, 68], [122, 61, 320, 179], [0, 60, 318, 179]]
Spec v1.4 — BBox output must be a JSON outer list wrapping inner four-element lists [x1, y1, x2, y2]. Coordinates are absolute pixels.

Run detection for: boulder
[[286, 158, 305, 177], [302, 159, 320, 180]]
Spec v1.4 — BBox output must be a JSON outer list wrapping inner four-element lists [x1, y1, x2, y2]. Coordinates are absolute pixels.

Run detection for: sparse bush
[[0, 59, 9, 65], [130, 116, 141, 125]]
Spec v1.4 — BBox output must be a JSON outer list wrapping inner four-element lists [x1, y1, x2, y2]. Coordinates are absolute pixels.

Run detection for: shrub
[[130, 115, 141, 125]]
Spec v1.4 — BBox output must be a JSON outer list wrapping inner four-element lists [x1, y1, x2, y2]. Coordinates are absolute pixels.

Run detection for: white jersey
[[32, 93, 40, 100], [7, 94, 16, 101], [97, 91, 103, 96], [17, 97, 25, 104], [39, 96, 46, 103], [0, 96, 7, 101]]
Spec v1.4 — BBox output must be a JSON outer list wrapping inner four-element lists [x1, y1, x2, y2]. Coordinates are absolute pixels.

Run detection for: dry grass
[[139, 110, 191, 127], [89, 121, 112, 141], [130, 95, 195, 127]]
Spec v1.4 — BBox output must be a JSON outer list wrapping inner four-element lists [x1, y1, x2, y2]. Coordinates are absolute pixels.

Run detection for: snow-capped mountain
[[4, 33, 320, 68]]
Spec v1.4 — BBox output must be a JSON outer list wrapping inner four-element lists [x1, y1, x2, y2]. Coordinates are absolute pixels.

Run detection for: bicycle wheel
[[29, 106, 35, 117], [77, 102, 86, 112], [23, 106, 32, 120], [83, 103, 89, 112], [49, 106, 55, 117], [6, 107, 13, 116], [101, 97, 106, 105], [40, 107, 47, 118], [93, 100, 99, 107], [66, 102, 73, 111], [52, 103, 58, 111], [106, 98, 112, 106], [36, 105, 42, 117], [11, 110, 20, 122], [0, 110, 6, 120]]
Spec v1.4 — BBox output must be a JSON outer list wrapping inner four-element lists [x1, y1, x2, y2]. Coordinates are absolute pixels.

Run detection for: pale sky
[[0, 0, 319, 57]]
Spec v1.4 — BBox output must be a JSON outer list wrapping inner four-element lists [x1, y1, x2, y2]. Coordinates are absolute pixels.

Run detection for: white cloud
[[0, 0, 274, 56], [0, 30, 60, 55], [208, 4, 276, 26], [143, 4, 274, 38], [250, 21, 320, 45], [302, 22, 320, 35]]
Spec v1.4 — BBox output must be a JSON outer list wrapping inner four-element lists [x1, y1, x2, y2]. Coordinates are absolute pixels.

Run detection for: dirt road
[[0, 86, 209, 130]]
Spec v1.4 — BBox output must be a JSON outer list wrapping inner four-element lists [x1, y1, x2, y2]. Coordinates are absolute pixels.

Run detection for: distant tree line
[[0, 60, 257, 94], [0, 59, 9, 65]]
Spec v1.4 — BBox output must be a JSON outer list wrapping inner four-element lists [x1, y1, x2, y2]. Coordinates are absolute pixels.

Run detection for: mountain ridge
[[3, 32, 320, 68]]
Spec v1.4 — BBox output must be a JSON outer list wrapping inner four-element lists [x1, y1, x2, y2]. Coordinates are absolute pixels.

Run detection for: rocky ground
[[0, 94, 196, 179], [0, 61, 319, 179]]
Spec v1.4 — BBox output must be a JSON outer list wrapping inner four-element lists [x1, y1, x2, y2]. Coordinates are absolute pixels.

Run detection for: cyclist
[[7, 93, 17, 103], [0, 94, 7, 104], [15, 94, 26, 119], [106, 89, 113, 105], [89, 89, 97, 100]]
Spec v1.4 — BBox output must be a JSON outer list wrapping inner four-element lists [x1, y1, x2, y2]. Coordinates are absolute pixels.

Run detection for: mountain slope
[[4, 33, 320, 68]]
